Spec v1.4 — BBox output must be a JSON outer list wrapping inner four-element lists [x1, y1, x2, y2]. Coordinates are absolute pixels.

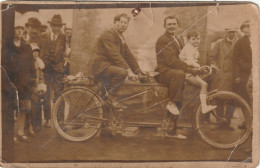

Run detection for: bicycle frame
[[70, 80, 209, 129]]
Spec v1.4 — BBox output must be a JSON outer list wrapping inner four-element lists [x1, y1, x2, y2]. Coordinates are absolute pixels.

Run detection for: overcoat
[[209, 36, 237, 91], [232, 35, 252, 101], [8, 40, 36, 100]]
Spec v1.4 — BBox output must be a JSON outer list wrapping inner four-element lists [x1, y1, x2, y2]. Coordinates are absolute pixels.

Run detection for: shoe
[[17, 135, 31, 143], [35, 126, 42, 133], [99, 129, 114, 138], [14, 137, 19, 144], [29, 130, 36, 137], [211, 125, 234, 131], [202, 105, 217, 114], [166, 133, 187, 139], [45, 120, 51, 128], [166, 101, 180, 115], [238, 122, 246, 129]]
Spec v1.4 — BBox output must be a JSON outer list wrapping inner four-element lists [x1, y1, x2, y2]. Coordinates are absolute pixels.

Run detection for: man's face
[[227, 31, 236, 40], [51, 24, 62, 34], [165, 18, 178, 35], [242, 25, 251, 36], [189, 35, 200, 48], [27, 26, 40, 38], [114, 17, 129, 34], [14, 27, 24, 39]]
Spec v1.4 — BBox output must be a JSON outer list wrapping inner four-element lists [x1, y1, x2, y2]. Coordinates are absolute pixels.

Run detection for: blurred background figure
[[233, 20, 252, 104], [40, 14, 67, 127], [64, 26, 72, 75], [209, 27, 238, 91], [208, 27, 238, 130], [11, 21, 36, 143]]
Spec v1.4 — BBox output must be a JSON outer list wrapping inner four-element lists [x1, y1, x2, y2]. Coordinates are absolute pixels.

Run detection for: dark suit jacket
[[155, 32, 188, 73], [92, 28, 140, 76], [233, 36, 252, 79], [40, 32, 66, 73]]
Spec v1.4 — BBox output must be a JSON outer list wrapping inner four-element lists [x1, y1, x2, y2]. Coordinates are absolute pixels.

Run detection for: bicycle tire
[[193, 91, 252, 149], [52, 87, 104, 142]]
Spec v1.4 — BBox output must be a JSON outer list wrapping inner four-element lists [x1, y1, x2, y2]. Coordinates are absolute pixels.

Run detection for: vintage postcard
[[0, 1, 259, 167]]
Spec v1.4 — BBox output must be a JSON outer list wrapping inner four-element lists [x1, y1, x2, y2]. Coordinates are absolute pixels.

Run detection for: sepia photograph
[[1, 1, 259, 167]]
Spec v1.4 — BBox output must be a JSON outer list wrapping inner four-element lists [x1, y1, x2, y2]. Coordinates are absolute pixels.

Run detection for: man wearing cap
[[40, 14, 66, 127], [233, 20, 252, 103], [209, 27, 238, 91], [208, 28, 238, 130]]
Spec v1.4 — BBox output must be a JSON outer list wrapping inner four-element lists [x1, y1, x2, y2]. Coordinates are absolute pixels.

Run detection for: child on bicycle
[[179, 30, 216, 114]]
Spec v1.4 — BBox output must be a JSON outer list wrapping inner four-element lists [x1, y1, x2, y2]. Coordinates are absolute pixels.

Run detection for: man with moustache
[[155, 16, 200, 139], [92, 13, 145, 109], [40, 14, 67, 127]]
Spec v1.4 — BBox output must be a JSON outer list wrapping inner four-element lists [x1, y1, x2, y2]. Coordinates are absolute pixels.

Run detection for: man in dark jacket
[[155, 16, 199, 139], [92, 13, 144, 109], [40, 14, 66, 127], [233, 20, 252, 103]]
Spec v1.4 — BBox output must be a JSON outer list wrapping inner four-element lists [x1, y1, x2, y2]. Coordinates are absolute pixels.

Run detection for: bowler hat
[[48, 14, 65, 26], [25, 17, 41, 28]]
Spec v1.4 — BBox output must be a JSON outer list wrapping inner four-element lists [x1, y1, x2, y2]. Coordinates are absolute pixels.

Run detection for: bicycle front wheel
[[193, 91, 252, 149], [52, 87, 104, 142]]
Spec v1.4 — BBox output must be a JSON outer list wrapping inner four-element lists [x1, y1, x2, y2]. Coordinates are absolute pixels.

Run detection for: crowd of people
[[8, 12, 252, 143], [7, 14, 72, 143]]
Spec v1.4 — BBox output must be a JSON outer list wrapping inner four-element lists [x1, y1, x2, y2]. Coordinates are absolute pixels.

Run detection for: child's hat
[[30, 43, 40, 52]]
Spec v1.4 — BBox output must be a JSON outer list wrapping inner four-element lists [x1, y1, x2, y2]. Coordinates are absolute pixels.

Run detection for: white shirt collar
[[50, 31, 59, 41]]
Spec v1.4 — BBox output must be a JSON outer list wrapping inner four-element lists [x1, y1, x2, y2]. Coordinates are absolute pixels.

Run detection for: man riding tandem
[[92, 14, 217, 140]]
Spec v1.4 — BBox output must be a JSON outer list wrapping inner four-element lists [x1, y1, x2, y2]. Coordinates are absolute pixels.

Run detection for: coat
[[155, 31, 188, 74], [209, 37, 237, 71], [233, 36, 252, 79], [40, 32, 66, 73], [209, 37, 237, 91], [8, 40, 36, 100], [92, 28, 141, 76], [232, 35, 252, 102]]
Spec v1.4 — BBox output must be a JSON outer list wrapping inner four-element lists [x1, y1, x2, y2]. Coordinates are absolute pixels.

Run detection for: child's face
[[33, 51, 39, 58], [188, 35, 200, 48]]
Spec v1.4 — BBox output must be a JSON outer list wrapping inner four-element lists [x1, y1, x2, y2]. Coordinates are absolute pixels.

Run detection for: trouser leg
[[31, 98, 42, 128], [43, 71, 52, 121], [159, 69, 186, 105], [97, 66, 128, 99]]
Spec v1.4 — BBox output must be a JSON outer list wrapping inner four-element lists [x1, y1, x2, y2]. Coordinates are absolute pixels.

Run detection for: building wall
[[70, 6, 208, 75]]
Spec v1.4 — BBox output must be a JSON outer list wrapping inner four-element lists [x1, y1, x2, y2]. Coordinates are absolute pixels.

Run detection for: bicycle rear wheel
[[193, 91, 252, 149], [52, 87, 104, 142]]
